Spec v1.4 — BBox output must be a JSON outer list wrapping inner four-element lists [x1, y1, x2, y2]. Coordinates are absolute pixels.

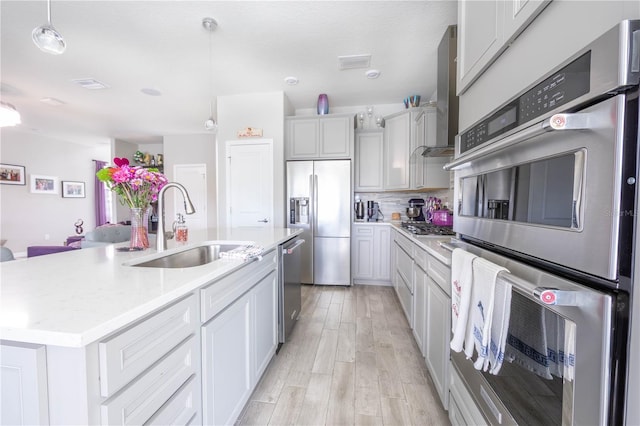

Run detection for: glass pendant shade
[[32, 24, 66, 54], [204, 117, 218, 133], [0, 102, 21, 127]]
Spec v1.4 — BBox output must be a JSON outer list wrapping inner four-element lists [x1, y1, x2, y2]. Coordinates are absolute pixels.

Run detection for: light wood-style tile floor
[[237, 284, 450, 426]]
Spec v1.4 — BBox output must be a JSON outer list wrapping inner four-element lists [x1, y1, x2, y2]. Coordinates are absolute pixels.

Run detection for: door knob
[[257, 218, 269, 223]]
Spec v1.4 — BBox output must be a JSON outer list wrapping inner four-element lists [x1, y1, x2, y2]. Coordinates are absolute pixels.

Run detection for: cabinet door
[[320, 115, 352, 158], [413, 263, 427, 356], [352, 225, 375, 280], [503, 0, 551, 44], [355, 131, 384, 191], [375, 225, 391, 282], [252, 270, 278, 383], [383, 112, 411, 190], [202, 293, 251, 426], [457, 0, 505, 94], [287, 118, 319, 159], [426, 276, 451, 408], [411, 111, 427, 189], [0, 342, 49, 426]]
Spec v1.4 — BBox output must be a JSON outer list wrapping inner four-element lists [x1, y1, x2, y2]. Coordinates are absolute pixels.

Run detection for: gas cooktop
[[401, 221, 456, 236]]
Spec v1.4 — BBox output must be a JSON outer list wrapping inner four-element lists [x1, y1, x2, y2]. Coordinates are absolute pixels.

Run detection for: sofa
[[27, 245, 79, 257], [81, 224, 131, 248]]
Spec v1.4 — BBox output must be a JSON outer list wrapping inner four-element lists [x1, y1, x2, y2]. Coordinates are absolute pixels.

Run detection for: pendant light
[[0, 102, 21, 127], [203, 17, 218, 133], [32, 0, 66, 55]]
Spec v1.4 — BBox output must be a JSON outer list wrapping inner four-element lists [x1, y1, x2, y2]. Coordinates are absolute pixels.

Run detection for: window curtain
[[94, 160, 108, 226]]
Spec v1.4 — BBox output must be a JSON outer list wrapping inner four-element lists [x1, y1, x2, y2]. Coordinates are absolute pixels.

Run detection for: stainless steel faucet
[[156, 182, 196, 251]]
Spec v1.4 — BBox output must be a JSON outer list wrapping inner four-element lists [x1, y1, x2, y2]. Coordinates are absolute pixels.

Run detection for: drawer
[[394, 230, 414, 256], [146, 374, 199, 426], [99, 295, 198, 397], [414, 246, 428, 271], [353, 225, 374, 236], [100, 335, 198, 426], [201, 249, 276, 323], [428, 254, 451, 297]]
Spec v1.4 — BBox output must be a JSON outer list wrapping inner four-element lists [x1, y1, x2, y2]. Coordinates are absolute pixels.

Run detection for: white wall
[[458, 0, 640, 130], [0, 128, 110, 255], [216, 91, 289, 228], [163, 134, 217, 230]]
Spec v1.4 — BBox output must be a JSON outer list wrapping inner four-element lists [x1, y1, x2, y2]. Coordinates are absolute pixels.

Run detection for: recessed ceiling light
[[284, 76, 299, 85], [71, 78, 109, 90], [141, 88, 162, 96], [40, 97, 65, 106], [338, 54, 371, 70], [365, 69, 381, 79]]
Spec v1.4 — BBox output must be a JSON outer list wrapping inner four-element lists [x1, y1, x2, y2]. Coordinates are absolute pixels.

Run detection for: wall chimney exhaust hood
[[422, 25, 458, 157]]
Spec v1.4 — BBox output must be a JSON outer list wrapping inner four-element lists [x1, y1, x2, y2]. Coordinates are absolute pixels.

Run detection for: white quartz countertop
[[0, 227, 301, 348]]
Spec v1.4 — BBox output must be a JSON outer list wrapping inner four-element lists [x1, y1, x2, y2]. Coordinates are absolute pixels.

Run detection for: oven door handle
[[439, 242, 580, 306], [444, 112, 597, 171]]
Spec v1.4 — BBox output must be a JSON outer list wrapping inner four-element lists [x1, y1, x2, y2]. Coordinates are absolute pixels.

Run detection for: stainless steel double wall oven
[[445, 20, 639, 425]]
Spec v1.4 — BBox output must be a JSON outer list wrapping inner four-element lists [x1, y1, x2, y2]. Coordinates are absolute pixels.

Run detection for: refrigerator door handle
[[313, 174, 319, 232]]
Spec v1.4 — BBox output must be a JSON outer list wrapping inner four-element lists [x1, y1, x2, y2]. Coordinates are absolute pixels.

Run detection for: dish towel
[[486, 275, 512, 374], [504, 292, 552, 380], [463, 257, 508, 370], [218, 244, 264, 261], [450, 248, 477, 353], [545, 309, 564, 378]]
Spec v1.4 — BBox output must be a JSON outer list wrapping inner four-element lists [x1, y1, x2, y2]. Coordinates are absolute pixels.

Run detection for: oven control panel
[[460, 52, 591, 154]]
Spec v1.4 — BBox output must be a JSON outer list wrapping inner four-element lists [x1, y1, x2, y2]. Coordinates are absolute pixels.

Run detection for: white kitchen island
[[0, 227, 301, 426]]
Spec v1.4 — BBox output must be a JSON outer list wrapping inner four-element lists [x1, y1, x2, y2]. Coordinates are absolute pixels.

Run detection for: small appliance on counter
[[406, 198, 426, 221], [366, 201, 384, 222], [354, 199, 365, 221]]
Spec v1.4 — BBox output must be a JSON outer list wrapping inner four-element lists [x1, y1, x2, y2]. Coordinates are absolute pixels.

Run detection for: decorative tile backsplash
[[354, 189, 452, 222]]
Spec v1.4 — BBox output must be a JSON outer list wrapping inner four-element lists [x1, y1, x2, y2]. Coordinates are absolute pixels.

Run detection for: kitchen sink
[[129, 243, 244, 268]]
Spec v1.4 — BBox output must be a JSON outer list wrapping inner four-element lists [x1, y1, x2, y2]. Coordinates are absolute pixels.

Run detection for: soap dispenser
[[173, 213, 188, 243]]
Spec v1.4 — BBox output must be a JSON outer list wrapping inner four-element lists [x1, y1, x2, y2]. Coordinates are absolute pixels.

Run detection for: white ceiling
[[0, 1, 457, 146]]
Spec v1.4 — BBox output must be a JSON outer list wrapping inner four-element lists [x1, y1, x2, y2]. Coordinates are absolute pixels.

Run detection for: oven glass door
[[452, 94, 628, 283], [449, 241, 615, 426]]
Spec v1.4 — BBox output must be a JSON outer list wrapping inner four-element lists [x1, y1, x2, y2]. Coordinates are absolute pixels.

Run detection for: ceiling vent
[[71, 78, 109, 90], [338, 54, 371, 70]]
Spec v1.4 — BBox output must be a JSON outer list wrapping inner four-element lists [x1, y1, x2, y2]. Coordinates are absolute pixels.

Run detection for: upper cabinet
[[457, 0, 552, 94], [285, 113, 354, 160], [354, 130, 384, 192], [383, 110, 413, 190]]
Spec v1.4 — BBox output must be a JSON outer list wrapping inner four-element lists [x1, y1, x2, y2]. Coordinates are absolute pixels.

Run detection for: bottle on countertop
[[173, 213, 188, 243]]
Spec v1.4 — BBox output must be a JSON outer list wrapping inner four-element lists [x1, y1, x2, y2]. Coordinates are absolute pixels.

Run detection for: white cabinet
[[285, 114, 354, 159], [457, 0, 552, 94], [413, 261, 427, 356], [252, 270, 278, 381], [425, 254, 452, 408], [0, 342, 49, 426], [393, 231, 415, 327], [383, 111, 412, 190], [352, 224, 391, 285], [201, 251, 278, 426], [202, 291, 252, 426], [412, 108, 451, 190], [354, 130, 384, 191]]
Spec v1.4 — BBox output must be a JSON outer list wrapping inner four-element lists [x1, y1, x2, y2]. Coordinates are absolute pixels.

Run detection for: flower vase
[[317, 94, 329, 115], [129, 207, 150, 249]]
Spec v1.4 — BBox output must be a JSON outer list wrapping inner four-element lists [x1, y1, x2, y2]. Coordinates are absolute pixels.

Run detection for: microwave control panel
[[460, 52, 591, 154]]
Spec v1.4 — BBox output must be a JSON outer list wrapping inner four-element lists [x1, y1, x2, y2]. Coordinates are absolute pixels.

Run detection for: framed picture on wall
[[0, 163, 26, 185], [30, 174, 59, 194], [62, 181, 85, 198]]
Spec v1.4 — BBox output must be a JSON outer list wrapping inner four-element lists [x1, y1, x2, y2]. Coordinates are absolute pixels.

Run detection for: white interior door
[[174, 164, 207, 231], [226, 140, 273, 228]]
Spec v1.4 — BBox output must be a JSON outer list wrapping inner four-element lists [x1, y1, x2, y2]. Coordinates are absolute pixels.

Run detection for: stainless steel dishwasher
[[278, 236, 304, 345]]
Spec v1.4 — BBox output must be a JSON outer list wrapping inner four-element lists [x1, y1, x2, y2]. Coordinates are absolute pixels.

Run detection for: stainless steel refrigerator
[[286, 160, 351, 285]]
